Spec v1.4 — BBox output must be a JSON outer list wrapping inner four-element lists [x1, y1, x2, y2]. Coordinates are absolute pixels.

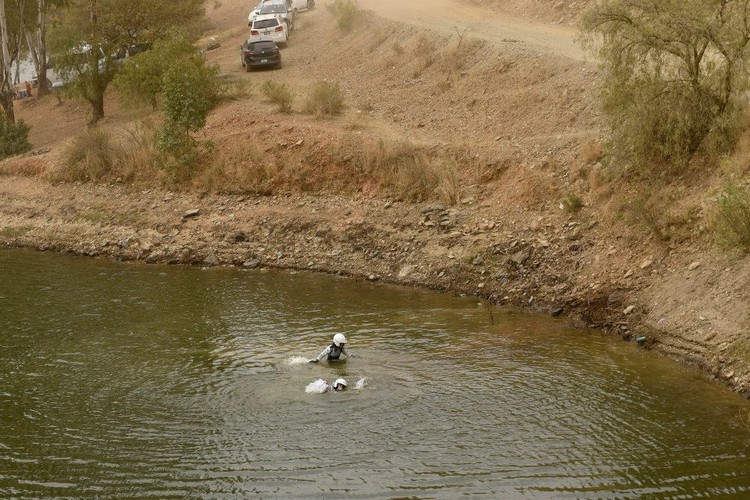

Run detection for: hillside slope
[[1, 0, 748, 397]]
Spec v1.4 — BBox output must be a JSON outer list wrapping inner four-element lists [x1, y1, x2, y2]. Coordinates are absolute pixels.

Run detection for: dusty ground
[[0, 0, 748, 397]]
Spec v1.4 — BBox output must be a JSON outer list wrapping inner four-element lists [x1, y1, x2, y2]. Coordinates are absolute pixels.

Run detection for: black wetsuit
[[313, 343, 351, 362]]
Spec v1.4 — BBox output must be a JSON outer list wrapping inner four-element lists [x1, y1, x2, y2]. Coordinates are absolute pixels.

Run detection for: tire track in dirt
[[358, 0, 583, 60]]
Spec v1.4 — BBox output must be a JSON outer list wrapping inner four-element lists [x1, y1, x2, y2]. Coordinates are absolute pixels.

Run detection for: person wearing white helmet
[[309, 333, 354, 363], [305, 377, 347, 393]]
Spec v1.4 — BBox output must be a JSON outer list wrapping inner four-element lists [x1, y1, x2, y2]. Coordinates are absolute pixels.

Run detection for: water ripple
[[2, 250, 750, 498]]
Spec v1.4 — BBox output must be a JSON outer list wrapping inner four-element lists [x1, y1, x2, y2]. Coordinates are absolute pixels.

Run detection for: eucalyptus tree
[[48, 0, 204, 123], [0, 0, 31, 123], [578, 0, 750, 169], [24, 0, 67, 97]]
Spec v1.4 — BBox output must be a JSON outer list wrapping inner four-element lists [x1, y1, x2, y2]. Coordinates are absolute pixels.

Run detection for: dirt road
[[358, 0, 583, 60]]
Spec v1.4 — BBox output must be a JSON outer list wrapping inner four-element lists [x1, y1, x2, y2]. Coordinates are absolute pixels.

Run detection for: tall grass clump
[[54, 127, 117, 182], [218, 76, 253, 101], [260, 80, 293, 113], [116, 120, 163, 183], [353, 139, 460, 204], [713, 181, 750, 251], [304, 81, 345, 116]]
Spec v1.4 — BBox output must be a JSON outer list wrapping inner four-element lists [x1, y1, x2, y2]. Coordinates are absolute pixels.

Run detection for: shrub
[[116, 120, 163, 184], [578, 0, 750, 169], [562, 192, 584, 214], [218, 76, 253, 101], [327, 0, 362, 30], [113, 36, 197, 110], [713, 181, 750, 251], [259, 80, 293, 113], [157, 54, 219, 177], [55, 127, 117, 182], [625, 190, 669, 241], [0, 118, 31, 159], [304, 81, 345, 116]]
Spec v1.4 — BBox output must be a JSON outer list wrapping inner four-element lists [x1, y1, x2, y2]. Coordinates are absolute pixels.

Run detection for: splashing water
[[306, 379, 329, 394], [354, 377, 368, 390], [286, 355, 310, 366]]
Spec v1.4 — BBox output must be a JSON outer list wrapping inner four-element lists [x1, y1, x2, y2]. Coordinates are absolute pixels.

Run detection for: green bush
[[113, 36, 197, 110], [259, 80, 293, 113], [304, 81, 345, 116], [562, 192, 584, 214], [578, 0, 750, 170], [157, 54, 219, 176], [713, 181, 750, 251], [0, 118, 31, 159]]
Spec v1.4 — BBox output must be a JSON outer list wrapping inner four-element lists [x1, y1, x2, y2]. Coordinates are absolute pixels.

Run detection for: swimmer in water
[[309, 333, 354, 363], [331, 378, 347, 391], [306, 378, 347, 393]]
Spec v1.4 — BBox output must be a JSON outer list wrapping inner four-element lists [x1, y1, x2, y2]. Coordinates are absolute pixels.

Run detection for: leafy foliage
[[0, 118, 31, 159], [156, 54, 220, 175], [113, 36, 196, 110], [48, 0, 205, 122], [578, 0, 750, 170]]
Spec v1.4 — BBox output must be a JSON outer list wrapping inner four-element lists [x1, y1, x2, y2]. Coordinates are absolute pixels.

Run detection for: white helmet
[[333, 378, 347, 390], [333, 333, 347, 347]]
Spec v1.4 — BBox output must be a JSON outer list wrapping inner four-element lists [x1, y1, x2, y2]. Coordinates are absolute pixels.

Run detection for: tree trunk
[[35, 0, 49, 96], [0, 0, 16, 123], [89, 90, 104, 123]]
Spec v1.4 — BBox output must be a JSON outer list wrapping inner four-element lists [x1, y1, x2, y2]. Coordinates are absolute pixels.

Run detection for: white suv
[[249, 0, 314, 27], [291, 0, 315, 12], [249, 14, 288, 47]]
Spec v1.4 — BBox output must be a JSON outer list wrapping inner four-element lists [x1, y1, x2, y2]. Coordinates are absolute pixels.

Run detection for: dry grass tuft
[[260, 80, 293, 113], [579, 138, 604, 165], [49, 127, 118, 182], [348, 139, 461, 203], [0, 157, 46, 177], [304, 81, 345, 116]]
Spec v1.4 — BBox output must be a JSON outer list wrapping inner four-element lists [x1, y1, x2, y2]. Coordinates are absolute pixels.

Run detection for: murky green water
[[1, 248, 749, 498]]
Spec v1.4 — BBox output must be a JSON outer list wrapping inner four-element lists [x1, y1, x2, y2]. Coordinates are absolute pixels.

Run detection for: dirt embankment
[[0, 0, 748, 397]]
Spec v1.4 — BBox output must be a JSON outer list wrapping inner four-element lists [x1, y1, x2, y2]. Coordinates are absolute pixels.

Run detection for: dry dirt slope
[[1, 0, 749, 397]]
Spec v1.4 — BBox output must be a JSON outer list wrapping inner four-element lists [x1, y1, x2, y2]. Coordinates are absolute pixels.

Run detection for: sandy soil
[[1, 0, 748, 397]]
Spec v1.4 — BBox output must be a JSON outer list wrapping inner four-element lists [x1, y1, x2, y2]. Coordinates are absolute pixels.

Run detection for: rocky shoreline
[[2, 176, 748, 398]]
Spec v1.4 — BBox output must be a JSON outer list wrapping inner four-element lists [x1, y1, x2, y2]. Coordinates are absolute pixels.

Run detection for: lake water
[[1, 248, 749, 498]]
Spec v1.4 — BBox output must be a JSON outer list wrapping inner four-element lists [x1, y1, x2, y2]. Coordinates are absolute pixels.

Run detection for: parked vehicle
[[258, 0, 295, 31], [249, 0, 292, 26], [249, 14, 288, 47], [249, 0, 313, 27], [249, 1, 263, 23], [240, 39, 281, 71], [294, 0, 315, 11]]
